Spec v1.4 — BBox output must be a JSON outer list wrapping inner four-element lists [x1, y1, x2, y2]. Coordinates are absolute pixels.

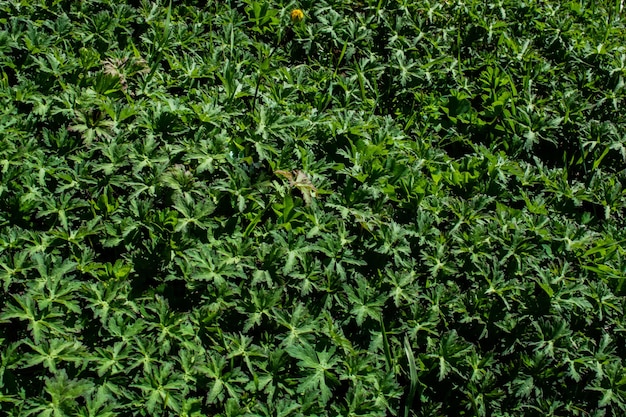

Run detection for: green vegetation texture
[[1, 0, 626, 416]]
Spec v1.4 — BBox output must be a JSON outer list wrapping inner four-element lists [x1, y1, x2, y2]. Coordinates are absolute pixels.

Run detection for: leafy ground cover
[[1, 0, 626, 415]]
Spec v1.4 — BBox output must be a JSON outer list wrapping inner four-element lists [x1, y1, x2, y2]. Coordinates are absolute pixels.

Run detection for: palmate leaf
[[67, 108, 116, 145], [31, 258, 82, 315], [23, 338, 88, 373], [128, 134, 169, 176], [225, 334, 267, 392], [237, 287, 282, 332], [76, 385, 118, 417], [344, 274, 387, 326], [268, 230, 319, 275], [183, 244, 247, 287], [175, 344, 205, 387], [31, 253, 77, 281], [103, 309, 145, 344], [427, 330, 473, 381], [23, 370, 95, 417], [198, 354, 247, 405], [128, 337, 161, 375], [383, 264, 419, 308], [130, 362, 186, 414], [273, 303, 320, 348], [92, 341, 131, 377], [0, 250, 31, 291], [286, 343, 339, 405], [0, 294, 68, 344], [82, 279, 124, 324], [139, 295, 195, 354], [530, 319, 573, 358], [172, 193, 216, 233]]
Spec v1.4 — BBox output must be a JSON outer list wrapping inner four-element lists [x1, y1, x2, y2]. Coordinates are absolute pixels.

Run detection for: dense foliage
[[1, 0, 626, 415]]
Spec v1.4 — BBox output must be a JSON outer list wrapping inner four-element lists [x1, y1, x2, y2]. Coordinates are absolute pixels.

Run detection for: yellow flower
[[290, 9, 304, 22]]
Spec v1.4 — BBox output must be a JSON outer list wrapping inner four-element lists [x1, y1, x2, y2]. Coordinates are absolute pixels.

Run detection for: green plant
[[1, 0, 626, 416]]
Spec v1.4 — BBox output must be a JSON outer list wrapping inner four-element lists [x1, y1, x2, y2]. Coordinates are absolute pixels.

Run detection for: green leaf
[[286, 343, 339, 404]]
